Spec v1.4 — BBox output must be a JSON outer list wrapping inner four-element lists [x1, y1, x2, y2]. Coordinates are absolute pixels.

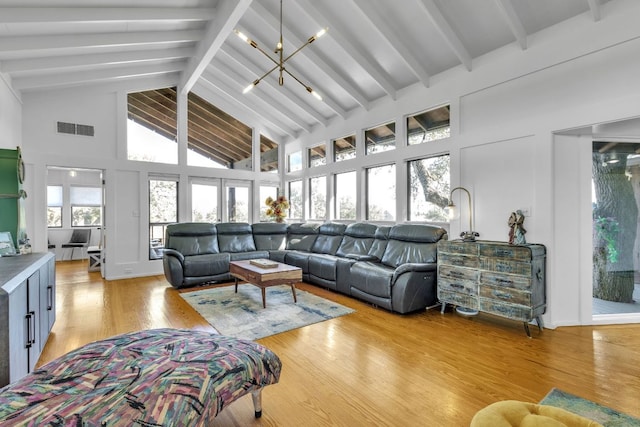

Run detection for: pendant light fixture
[[235, 0, 327, 100]]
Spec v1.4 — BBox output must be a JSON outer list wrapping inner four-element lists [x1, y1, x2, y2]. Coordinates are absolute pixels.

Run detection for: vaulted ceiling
[[0, 0, 615, 143]]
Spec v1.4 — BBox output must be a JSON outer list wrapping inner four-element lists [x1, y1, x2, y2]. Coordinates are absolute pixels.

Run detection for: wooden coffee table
[[229, 260, 302, 308]]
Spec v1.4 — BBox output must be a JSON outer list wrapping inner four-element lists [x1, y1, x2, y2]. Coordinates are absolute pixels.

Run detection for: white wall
[[0, 73, 22, 150]]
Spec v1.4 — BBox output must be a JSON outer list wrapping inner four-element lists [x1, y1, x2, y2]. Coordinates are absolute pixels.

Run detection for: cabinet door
[[26, 270, 40, 372], [7, 281, 29, 384]]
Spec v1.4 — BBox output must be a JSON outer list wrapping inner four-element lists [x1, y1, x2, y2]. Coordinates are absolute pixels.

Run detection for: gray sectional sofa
[[162, 221, 447, 314]]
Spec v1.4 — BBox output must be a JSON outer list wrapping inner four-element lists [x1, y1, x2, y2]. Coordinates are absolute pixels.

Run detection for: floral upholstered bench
[[0, 328, 282, 425]]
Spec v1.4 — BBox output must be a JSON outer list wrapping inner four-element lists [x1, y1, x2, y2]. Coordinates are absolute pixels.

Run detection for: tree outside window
[[309, 176, 326, 220], [70, 186, 102, 226], [149, 178, 178, 260], [408, 155, 450, 222], [288, 180, 303, 220], [366, 164, 396, 221]]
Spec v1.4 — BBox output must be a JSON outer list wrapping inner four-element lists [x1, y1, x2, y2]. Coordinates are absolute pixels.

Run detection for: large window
[[226, 183, 250, 222], [149, 178, 178, 260], [47, 185, 63, 228], [407, 105, 450, 145], [408, 155, 450, 221], [366, 164, 396, 221], [191, 182, 218, 222], [127, 88, 178, 164], [260, 185, 279, 222], [335, 171, 356, 220], [70, 186, 102, 226], [309, 176, 326, 220], [366, 122, 396, 155], [333, 134, 356, 162], [308, 143, 326, 167], [288, 180, 303, 220]]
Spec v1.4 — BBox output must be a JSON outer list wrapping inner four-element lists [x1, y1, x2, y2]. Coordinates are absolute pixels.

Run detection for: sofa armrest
[[344, 254, 379, 262], [392, 262, 436, 284], [163, 248, 185, 263]]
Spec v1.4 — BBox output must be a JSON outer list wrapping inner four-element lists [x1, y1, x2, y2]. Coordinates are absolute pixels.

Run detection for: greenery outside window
[[366, 122, 396, 155], [407, 105, 451, 145], [70, 186, 102, 226], [408, 155, 450, 222], [47, 185, 63, 228], [288, 151, 302, 172], [333, 135, 356, 162], [288, 180, 303, 220], [366, 164, 396, 221], [149, 178, 178, 260], [335, 171, 356, 220], [308, 144, 326, 167], [191, 182, 218, 222], [309, 176, 326, 220]]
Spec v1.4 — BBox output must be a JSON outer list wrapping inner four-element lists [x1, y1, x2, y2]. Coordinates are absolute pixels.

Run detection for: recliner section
[[163, 221, 447, 313]]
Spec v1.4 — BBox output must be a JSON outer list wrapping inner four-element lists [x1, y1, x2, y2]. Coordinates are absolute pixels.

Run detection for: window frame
[[70, 185, 102, 227]]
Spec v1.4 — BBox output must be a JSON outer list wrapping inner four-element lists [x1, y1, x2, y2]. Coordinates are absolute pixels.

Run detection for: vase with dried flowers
[[265, 195, 289, 223]]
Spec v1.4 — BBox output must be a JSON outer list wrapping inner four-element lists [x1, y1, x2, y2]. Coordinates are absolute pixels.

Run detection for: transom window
[[366, 122, 396, 155], [333, 135, 356, 162], [407, 105, 451, 145], [308, 143, 327, 167]]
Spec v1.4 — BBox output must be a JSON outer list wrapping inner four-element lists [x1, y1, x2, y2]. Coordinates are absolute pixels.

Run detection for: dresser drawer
[[480, 284, 531, 306], [438, 277, 478, 295], [439, 253, 479, 269], [478, 243, 532, 261], [439, 265, 479, 281], [479, 298, 532, 322], [438, 240, 478, 256], [479, 258, 531, 276], [438, 289, 478, 309], [480, 271, 532, 290]]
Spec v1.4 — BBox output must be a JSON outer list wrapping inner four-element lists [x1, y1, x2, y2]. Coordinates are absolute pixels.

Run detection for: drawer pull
[[449, 271, 464, 278], [496, 278, 513, 285], [494, 249, 513, 257], [450, 283, 465, 290], [493, 290, 513, 299]]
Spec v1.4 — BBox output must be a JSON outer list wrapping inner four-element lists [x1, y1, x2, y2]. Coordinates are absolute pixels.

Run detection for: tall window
[[335, 171, 356, 220], [288, 151, 302, 172], [366, 122, 396, 155], [47, 185, 63, 228], [191, 182, 218, 222], [407, 105, 450, 145], [408, 155, 450, 221], [149, 178, 178, 260], [260, 185, 279, 221], [333, 134, 356, 162], [288, 180, 303, 220], [366, 164, 396, 221], [308, 144, 326, 167], [127, 88, 178, 164], [309, 176, 327, 220], [70, 186, 102, 226], [226, 184, 250, 222]]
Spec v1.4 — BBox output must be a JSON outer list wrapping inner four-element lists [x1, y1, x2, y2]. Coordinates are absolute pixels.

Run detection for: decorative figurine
[[508, 210, 527, 245]]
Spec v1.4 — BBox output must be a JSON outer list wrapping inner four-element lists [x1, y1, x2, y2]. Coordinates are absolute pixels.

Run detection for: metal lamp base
[[460, 231, 479, 242]]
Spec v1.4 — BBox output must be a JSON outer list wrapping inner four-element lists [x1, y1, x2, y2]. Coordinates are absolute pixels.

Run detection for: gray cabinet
[[0, 252, 56, 386], [437, 240, 546, 336]]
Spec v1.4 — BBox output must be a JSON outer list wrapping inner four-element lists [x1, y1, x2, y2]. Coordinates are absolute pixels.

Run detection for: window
[[407, 105, 450, 145], [187, 92, 253, 169], [259, 185, 279, 221], [260, 135, 279, 173], [47, 185, 63, 228], [288, 151, 302, 172], [288, 180, 303, 219], [333, 134, 356, 162], [149, 178, 178, 260], [308, 143, 326, 167], [366, 164, 396, 221], [191, 182, 218, 222], [335, 171, 356, 220], [408, 155, 450, 221], [70, 186, 102, 227], [309, 176, 327, 220], [127, 88, 178, 164], [226, 183, 250, 222], [366, 122, 395, 155]]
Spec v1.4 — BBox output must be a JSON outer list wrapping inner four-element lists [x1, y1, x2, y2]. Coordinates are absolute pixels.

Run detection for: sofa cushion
[[286, 223, 319, 251], [252, 223, 288, 251], [311, 223, 346, 255], [216, 223, 257, 253], [183, 253, 230, 277], [336, 223, 377, 258], [380, 224, 445, 268], [368, 226, 390, 260], [349, 261, 394, 298], [284, 251, 312, 274], [165, 223, 219, 256], [308, 254, 340, 281]]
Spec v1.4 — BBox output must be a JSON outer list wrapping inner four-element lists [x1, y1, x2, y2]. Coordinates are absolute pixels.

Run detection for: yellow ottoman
[[470, 400, 603, 427]]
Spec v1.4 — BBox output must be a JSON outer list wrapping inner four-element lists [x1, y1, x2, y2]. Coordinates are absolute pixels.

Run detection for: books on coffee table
[[249, 258, 279, 269]]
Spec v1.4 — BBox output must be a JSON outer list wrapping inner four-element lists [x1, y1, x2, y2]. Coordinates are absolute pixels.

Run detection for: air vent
[[57, 121, 95, 137]]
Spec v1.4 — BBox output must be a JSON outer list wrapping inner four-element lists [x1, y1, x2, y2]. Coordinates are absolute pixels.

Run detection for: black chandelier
[[234, 0, 327, 100]]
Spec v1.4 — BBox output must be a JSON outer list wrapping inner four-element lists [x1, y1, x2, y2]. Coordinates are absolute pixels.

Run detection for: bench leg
[[252, 389, 263, 418]]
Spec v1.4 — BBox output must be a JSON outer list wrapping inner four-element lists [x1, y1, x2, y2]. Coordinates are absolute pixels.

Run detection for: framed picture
[[0, 232, 17, 256]]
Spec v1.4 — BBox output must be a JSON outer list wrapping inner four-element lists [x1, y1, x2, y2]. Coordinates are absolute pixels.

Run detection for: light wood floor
[[39, 261, 640, 426]]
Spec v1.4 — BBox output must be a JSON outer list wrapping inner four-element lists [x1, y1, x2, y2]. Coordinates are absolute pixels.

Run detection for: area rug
[[541, 388, 640, 426], [180, 284, 355, 341]]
